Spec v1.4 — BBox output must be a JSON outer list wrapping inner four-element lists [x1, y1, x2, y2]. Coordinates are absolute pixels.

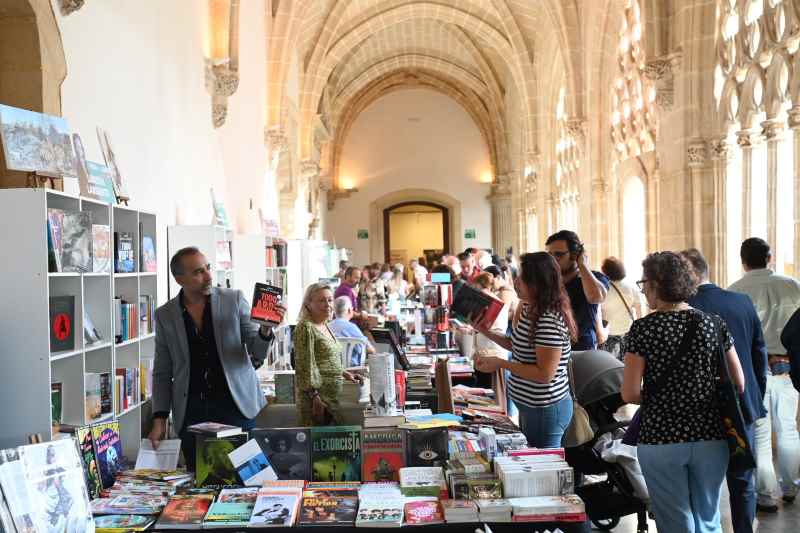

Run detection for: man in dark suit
[[682, 249, 768, 533]]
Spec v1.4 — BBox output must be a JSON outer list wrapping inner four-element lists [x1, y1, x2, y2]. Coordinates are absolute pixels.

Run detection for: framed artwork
[[97, 127, 129, 202], [0, 104, 77, 177]]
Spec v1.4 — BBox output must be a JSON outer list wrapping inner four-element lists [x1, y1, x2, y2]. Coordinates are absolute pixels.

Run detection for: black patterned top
[[625, 309, 733, 445]]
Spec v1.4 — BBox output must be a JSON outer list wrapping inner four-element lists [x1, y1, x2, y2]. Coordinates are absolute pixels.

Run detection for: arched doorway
[[383, 201, 449, 265]]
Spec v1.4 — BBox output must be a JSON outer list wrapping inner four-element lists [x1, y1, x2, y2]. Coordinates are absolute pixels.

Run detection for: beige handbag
[[563, 356, 594, 447]]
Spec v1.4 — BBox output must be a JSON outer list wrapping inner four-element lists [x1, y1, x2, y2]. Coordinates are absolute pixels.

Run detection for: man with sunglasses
[[148, 247, 285, 470], [545, 230, 609, 350]]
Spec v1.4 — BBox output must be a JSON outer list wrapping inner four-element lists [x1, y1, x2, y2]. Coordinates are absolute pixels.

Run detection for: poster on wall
[[357, 229, 369, 240], [464, 228, 477, 239], [0, 104, 77, 177], [97, 127, 129, 201]]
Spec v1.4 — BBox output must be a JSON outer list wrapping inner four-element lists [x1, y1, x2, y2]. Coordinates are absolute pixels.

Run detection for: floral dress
[[293, 319, 344, 426]]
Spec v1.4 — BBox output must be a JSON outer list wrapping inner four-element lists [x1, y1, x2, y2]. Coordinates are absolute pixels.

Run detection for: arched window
[[622, 176, 647, 282]]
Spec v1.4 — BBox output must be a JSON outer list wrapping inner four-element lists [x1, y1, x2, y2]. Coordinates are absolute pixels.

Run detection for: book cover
[[249, 493, 298, 527], [450, 283, 505, 329], [140, 234, 157, 272], [49, 295, 75, 352], [216, 240, 232, 269], [468, 478, 503, 499], [356, 500, 404, 527], [51, 382, 62, 426], [299, 491, 358, 526], [310, 426, 361, 482], [187, 421, 242, 438], [195, 434, 247, 488], [403, 500, 444, 526], [85, 373, 102, 420], [228, 439, 278, 486], [92, 421, 124, 489], [114, 232, 135, 273], [100, 372, 112, 415], [94, 514, 155, 532], [154, 495, 214, 529], [76, 425, 102, 499], [84, 309, 103, 344], [61, 210, 93, 273], [399, 467, 447, 498], [84, 161, 118, 205], [251, 283, 284, 326], [405, 427, 449, 467], [251, 428, 311, 481], [361, 428, 405, 482], [47, 208, 64, 272], [92, 224, 111, 273], [203, 487, 259, 526], [273, 372, 295, 404]]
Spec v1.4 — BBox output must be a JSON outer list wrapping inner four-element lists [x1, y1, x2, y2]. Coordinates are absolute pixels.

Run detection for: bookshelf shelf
[[140, 333, 155, 341], [0, 188, 159, 462], [168, 224, 235, 298], [117, 402, 143, 417]]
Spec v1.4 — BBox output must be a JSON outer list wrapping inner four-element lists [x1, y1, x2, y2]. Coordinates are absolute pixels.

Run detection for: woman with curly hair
[[473, 252, 577, 448], [622, 251, 745, 533]]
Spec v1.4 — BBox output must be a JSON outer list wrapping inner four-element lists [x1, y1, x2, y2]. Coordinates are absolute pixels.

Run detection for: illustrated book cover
[[154, 494, 214, 529], [299, 490, 358, 526], [203, 487, 259, 528], [49, 295, 75, 352], [61, 210, 93, 273], [83, 160, 118, 205], [91, 224, 111, 273], [403, 500, 444, 526], [405, 427, 449, 468], [251, 428, 311, 480], [310, 426, 361, 482], [249, 492, 298, 527], [94, 514, 155, 532], [251, 283, 284, 326], [76, 425, 102, 499], [450, 283, 505, 329], [114, 231, 135, 273], [140, 234, 156, 273], [361, 428, 405, 482], [47, 208, 64, 272], [91, 421, 124, 489], [195, 433, 247, 489]]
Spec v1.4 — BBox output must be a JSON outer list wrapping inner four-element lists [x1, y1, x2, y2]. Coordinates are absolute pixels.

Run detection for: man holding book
[[148, 247, 285, 469]]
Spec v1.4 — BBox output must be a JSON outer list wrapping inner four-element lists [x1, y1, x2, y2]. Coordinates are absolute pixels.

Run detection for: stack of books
[[103, 470, 193, 498], [154, 494, 215, 529], [90, 494, 167, 515], [494, 453, 574, 498], [448, 430, 484, 459], [476, 498, 513, 522], [509, 494, 587, 523], [441, 499, 478, 523], [202, 487, 259, 528], [355, 482, 404, 527], [399, 467, 448, 499], [403, 499, 445, 526], [249, 480, 304, 527], [298, 482, 359, 527]]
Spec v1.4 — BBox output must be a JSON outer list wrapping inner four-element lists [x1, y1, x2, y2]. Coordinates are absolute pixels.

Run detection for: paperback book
[[76, 425, 102, 499], [251, 283, 284, 326], [90, 495, 167, 515], [61, 210, 93, 273], [140, 234, 157, 272], [92, 224, 111, 273], [47, 208, 64, 272], [299, 490, 358, 526], [251, 427, 311, 480], [228, 438, 278, 486], [114, 232, 135, 273], [94, 514, 155, 532], [403, 500, 444, 526], [51, 382, 63, 426], [248, 492, 298, 527], [361, 428, 405, 482], [49, 295, 75, 352], [195, 434, 247, 489], [399, 467, 447, 498], [405, 427, 449, 468], [203, 487, 259, 528], [91, 421, 124, 489], [310, 426, 361, 482], [450, 283, 505, 329], [187, 422, 242, 438], [154, 494, 214, 530]]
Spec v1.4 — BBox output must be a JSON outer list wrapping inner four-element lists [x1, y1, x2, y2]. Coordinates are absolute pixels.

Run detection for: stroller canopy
[[570, 350, 624, 406]]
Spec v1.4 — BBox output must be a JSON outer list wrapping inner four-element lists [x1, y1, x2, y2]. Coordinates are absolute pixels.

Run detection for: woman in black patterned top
[[622, 252, 745, 533]]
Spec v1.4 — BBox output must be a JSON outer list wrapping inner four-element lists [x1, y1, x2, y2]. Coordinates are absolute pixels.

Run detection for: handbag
[[622, 314, 698, 445], [563, 357, 595, 447], [711, 316, 756, 471]]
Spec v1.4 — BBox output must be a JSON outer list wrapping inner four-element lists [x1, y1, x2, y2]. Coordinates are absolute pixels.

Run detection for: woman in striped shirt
[[474, 252, 578, 448]]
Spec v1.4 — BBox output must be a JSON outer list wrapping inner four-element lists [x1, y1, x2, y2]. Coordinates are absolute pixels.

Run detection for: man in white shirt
[[729, 237, 800, 511]]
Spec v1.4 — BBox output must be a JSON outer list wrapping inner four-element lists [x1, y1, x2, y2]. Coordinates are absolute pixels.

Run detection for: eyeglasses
[[636, 279, 648, 292], [549, 251, 569, 259]]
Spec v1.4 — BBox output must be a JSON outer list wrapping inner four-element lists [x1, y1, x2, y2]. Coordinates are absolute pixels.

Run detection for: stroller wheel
[[591, 517, 620, 531]]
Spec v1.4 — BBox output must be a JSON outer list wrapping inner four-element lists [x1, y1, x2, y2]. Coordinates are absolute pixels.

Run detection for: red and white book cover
[[404, 500, 444, 526], [251, 283, 284, 326]]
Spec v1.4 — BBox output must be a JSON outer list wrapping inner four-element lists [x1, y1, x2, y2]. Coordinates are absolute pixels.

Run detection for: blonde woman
[[294, 283, 362, 426]]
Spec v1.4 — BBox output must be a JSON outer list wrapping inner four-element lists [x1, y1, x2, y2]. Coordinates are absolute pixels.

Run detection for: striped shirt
[[508, 309, 572, 408]]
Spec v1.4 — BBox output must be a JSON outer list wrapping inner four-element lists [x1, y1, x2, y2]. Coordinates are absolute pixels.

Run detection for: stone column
[[762, 120, 784, 250], [790, 107, 800, 275], [736, 130, 761, 238], [301, 160, 322, 240], [687, 140, 707, 249], [710, 138, 734, 286], [591, 178, 610, 259], [488, 180, 513, 255]]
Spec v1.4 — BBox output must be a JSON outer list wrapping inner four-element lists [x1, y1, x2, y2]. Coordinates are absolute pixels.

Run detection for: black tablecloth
[[149, 522, 590, 532]]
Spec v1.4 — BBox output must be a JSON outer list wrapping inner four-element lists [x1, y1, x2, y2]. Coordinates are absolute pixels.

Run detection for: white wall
[[54, 0, 269, 303], [328, 88, 492, 265]]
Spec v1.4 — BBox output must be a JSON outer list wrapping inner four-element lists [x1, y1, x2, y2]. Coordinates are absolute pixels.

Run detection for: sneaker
[[783, 494, 796, 504], [757, 502, 779, 513]]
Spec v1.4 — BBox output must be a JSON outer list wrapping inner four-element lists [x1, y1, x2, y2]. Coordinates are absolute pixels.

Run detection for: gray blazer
[[152, 287, 273, 432]]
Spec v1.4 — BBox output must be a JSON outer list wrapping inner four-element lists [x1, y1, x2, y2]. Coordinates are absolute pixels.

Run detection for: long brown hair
[[517, 252, 578, 343]]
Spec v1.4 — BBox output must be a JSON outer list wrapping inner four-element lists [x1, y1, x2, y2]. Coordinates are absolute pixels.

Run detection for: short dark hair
[[641, 252, 698, 303], [344, 266, 360, 279], [740, 238, 770, 269], [464, 247, 478, 255], [680, 248, 710, 281], [170, 247, 202, 277], [339, 260, 349, 269], [457, 252, 470, 261], [483, 265, 502, 278], [601, 257, 626, 282], [545, 230, 583, 253]]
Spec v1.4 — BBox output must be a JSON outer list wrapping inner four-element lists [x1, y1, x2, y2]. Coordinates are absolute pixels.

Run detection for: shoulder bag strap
[[644, 312, 699, 401], [610, 281, 635, 322], [711, 315, 733, 383]]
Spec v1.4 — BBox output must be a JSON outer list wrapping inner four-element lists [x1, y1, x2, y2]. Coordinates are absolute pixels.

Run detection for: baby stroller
[[565, 350, 649, 533]]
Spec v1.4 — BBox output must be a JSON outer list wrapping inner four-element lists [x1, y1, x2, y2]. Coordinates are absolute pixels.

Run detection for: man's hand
[[343, 370, 364, 384], [148, 418, 166, 449], [576, 248, 589, 271]]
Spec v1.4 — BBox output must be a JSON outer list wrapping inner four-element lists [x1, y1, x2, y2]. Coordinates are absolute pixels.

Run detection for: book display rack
[[167, 224, 234, 299]]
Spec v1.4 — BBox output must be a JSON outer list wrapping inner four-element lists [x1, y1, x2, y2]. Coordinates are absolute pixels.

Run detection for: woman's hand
[[343, 370, 364, 384], [312, 395, 327, 421], [474, 354, 504, 373]]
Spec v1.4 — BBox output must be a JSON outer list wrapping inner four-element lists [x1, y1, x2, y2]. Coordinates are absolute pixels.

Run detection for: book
[[251, 283, 284, 326], [509, 494, 587, 522], [195, 433, 247, 488], [140, 234, 157, 272], [405, 427, 449, 467], [273, 371, 295, 404], [228, 438, 278, 486], [356, 483, 404, 528], [76, 425, 102, 499], [92, 421, 124, 489], [251, 428, 311, 480], [49, 295, 75, 352], [84, 309, 103, 344], [51, 382, 62, 425], [114, 231, 135, 273], [299, 490, 358, 526], [94, 514, 155, 531], [363, 411, 406, 428], [450, 283, 505, 329], [47, 208, 64, 272], [310, 426, 361, 482], [92, 224, 112, 273], [361, 428, 405, 482], [187, 422, 243, 438], [202, 487, 259, 528], [154, 494, 214, 529], [90, 495, 167, 515], [399, 467, 447, 498], [403, 500, 444, 526], [0, 449, 37, 532], [61, 210, 93, 272], [249, 492, 299, 527], [85, 372, 102, 420], [100, 372, 112, 415], [134, 439, 181, 471], [468, 478, 503, 499]]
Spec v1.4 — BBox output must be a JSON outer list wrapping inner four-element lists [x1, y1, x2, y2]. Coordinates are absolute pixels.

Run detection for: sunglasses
[[636, 279, 648, 292], [549, 251, 570, 259]]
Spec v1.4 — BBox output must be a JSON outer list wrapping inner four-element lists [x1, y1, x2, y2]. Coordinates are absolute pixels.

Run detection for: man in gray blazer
[[147, 247, 283, 469]]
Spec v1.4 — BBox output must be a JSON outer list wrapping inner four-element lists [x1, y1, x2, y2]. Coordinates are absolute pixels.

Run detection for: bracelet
[[305, 389, 319, 400]]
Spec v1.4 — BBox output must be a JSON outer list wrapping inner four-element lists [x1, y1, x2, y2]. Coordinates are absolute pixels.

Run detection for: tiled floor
[[612, 485, 800, 532]]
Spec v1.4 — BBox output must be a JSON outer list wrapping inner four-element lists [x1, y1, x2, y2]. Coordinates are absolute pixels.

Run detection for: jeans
[[517, 394, 573, 448], [638, 440, 728, 533], [754, 374, 800, 505], [178, 395, 256, 471], [727, 423, 756, 533]]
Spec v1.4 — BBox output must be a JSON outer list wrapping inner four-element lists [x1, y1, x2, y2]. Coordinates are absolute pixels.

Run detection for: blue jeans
[[517, 394, 573, 448], [638, 440, 728, 533], [727, 423, 756, 533]]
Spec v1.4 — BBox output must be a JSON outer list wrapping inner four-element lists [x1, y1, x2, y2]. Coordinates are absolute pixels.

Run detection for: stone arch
[[369, 188, 463, 263], [738, 64, 766, 129], [765, 49, 792, 119]]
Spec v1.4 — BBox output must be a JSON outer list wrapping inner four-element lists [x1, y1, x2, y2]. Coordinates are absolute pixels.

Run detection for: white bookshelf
[[167, 224, 233, 299], [0, 188, 158, 461]]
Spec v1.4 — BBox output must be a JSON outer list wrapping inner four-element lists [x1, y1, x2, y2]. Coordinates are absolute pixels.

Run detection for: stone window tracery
[[555, 87, 579, 232]]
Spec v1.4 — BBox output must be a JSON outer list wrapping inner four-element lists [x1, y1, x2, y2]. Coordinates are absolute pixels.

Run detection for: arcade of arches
[[3, 0, 800, 286]]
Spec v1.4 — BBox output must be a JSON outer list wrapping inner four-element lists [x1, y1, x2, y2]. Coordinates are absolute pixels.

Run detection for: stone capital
[[761, 119, 785, 140], [789, 107, 800, 130], [265, 127, 288, 153], [60, 0, 85, 15], [591, 179, 609, 193], [205, 62, 240, 98], [300, 159, 321, 181], [736, 130, 763, 148], [687, 140, 707, 168], [709, 138, 734, 161], [488, 181, 512, 200]]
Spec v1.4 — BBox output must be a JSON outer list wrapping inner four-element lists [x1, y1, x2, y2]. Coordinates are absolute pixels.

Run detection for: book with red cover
[[154, 494, 214, 529], [404, 500, 444, 526], [361, 428, 405, 482], [251, 283, 284, 326], [450, 284, 505, 329]]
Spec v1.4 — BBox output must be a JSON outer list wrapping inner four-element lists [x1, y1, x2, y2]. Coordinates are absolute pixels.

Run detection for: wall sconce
[[205, 0, 240, 128], [480, 172, 494, 184], [340, 177, 356, 191]]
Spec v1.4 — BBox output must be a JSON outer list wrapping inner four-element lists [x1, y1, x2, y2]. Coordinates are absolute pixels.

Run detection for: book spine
[[113, 297, 122, 343]]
